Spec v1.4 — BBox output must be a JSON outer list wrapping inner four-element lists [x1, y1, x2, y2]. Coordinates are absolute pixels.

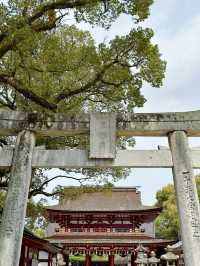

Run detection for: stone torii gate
[[0, 110, 200, 266]]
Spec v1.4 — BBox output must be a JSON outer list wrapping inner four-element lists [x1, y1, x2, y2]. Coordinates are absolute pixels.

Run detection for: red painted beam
[[65, 224, 134, 229]]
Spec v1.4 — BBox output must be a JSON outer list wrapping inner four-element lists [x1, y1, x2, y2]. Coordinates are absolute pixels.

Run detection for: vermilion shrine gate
[[0, 110, 200, 266]]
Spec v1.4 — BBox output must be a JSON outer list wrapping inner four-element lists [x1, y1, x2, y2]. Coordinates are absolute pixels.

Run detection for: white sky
[[45, 0, 200, 206]]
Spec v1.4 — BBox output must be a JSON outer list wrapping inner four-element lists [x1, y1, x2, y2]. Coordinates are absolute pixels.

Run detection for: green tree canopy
[[0, 0, 165, 113], [155, 176, 200, 240], [0, 1, 166, 228], [0, 0, 166, 196]]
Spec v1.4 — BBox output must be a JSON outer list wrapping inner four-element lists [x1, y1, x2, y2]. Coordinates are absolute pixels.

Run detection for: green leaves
[[26, 198, 48, 232], [0, 24, 165, 114], [60, 183, 113, 202], [0, 1, 166, 233], [0, 0, 164, 114], [74, 0, 154, 28], [155, 184, 179, 240], [155, 177, 200, 240]]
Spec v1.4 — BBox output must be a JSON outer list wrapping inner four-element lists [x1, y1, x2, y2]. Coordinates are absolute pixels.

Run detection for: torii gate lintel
[[0, 111, 200, 266], [1, 109, 200, 137]]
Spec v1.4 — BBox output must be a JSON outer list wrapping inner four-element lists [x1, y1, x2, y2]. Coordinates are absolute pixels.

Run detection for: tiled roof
[[23, 228, 60, 253], [47, 187, 158, 212]]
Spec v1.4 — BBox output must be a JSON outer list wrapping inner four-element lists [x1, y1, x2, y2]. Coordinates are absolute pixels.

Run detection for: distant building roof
[[47, 187, 159, 212], [23, 228, 60, 254]]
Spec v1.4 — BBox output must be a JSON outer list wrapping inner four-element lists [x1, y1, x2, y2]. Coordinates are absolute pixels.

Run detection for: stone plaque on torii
[[0, 110, 200, 266]]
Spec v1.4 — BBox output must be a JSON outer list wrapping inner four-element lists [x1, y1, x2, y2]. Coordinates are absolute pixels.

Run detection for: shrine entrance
[[46, 186, 172, 266], [0, 110, 200, 266]]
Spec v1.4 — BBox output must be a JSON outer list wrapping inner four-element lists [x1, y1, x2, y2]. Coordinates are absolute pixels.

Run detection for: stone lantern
[[161, 246, 179, 266], [135, 244, 149, 266], [148, 251, 160, 266], [57, 253, 66, 266]]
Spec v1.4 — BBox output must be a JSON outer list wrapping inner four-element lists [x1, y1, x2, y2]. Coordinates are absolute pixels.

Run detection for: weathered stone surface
[[0, 149, 174, 168], [1, 148, 200, 168], [0, 111, 200, 266], [169, 131, 200, 266], [1, 110, 200, 137], [148, 251, 160, 265], [0, 147, 13, 168], [135, 244, 148, 265], [160, 246, 179, 266], [90, 113, 116, 159], [0, 131, 35, 266]]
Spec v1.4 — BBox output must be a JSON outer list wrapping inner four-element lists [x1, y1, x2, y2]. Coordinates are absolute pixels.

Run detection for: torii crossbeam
[[1, 109, 200, 137], [0, 110, 199, 266]]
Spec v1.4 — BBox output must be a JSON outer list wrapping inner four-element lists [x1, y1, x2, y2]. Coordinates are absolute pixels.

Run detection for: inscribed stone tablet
[[90, 113, 116, 159]]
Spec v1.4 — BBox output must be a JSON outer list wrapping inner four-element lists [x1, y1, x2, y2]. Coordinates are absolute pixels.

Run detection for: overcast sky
[[47, 1, 200, 206], [120, 0, 200, 204], [118, 0, 200, 204]]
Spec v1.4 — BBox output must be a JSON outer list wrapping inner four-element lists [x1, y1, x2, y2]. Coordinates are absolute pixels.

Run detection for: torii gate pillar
[[0, 130, 35, 266], [169, 131, 200, 266]]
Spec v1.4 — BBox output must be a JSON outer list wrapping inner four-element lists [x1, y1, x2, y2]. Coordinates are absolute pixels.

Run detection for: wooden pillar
[[63, 254, 69, 266], [19, 245, 25, 266], [0, 130, 35, 266], [85, 254, 91, 266], [168, 131, 200, 266], [109, 255, 114, 266], [48, 253, 52, 266], [131, 253, 136, 266]]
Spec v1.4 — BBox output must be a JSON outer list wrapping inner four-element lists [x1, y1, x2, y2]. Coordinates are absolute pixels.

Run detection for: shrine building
[[46, 187, 173, 266]]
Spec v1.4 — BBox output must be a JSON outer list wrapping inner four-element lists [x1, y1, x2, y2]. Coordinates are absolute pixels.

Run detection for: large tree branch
[[29, 0, 102, 23], [31, 12, 67, 32], [101, 79, 124, 87], [55, 60, 118, 103], [0, 74, 57, 111], [40, 174, 89, 189], [0, 1, 104, 58], [0, 60, 119, 110], [0, 36, 21, 59], [29, 174, 90, 198], [29, 190, 60, 198]]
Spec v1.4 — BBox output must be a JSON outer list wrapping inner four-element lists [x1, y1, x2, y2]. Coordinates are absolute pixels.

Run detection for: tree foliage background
[[155, 175, 200, 240], [0, 0, 166, 234], [0, 0, 165, 113]]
